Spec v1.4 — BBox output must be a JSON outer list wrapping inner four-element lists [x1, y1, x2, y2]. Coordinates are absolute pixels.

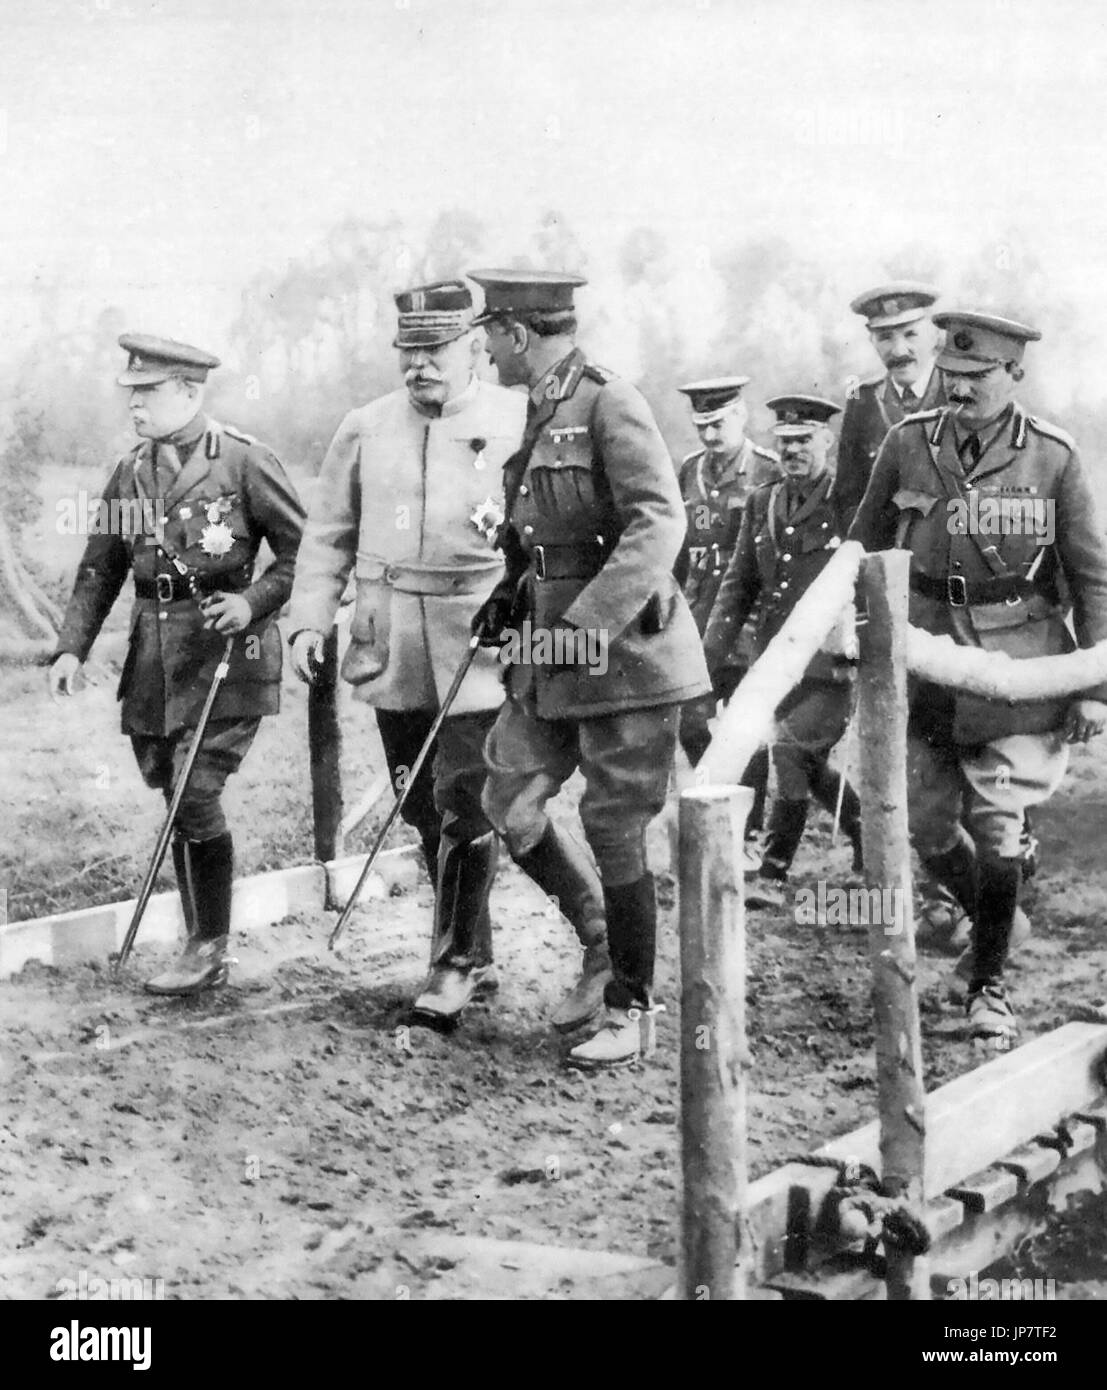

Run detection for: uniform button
[[780, 581, 789, 589], [159, 611, 167, 621], [785, 526, 794, 535], [965, 482, 974, 491], [524, 525, 534, 536], [519, 485, 529, 496], [710, 489, 719, 499], [782, 553, 792, 562]]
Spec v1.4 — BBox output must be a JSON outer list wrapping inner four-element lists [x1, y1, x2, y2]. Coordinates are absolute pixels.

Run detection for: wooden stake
[[678, 785, 753, 1302], [857, 551, 929, 1301], [308, 624, 343, 863]]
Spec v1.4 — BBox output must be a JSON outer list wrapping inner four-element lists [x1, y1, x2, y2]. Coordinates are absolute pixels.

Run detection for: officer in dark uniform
[[836, 282, 944, 524], [703, 395, 863, 906], [674, 377, 777, 838], [49, 335, 305, 994], [850, 311, 1107, 1045], [467, 268, 711, 1070]]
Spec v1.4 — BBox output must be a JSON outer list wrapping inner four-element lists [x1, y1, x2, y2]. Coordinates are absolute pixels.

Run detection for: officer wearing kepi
[[850, 311, 1107, 1045], [674, 377, 776, 838], [469, 268, 711, 1070], [703, 396, 864, 906], [288, 281, 533, 1027], [49, 335, 305, 994]]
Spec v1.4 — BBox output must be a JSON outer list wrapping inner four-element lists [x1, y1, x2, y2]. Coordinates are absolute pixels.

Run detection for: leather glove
[[471, 593, 514, 647]]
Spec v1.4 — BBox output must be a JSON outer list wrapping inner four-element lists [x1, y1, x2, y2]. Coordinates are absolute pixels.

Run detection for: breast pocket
[[529, 434, 597, 518]]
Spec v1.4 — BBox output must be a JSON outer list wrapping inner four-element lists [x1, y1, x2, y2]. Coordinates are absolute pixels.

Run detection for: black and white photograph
[[2, 0, 1107, 1338]]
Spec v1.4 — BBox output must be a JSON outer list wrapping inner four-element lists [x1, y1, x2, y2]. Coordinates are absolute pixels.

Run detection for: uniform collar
[[887, 361, 935, 402], [950, 402, 1016, 456], [155, 410, 208, 457], [703, 441, 748, 489]]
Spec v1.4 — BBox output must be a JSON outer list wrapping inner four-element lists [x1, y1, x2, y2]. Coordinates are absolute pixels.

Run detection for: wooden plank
[[815, 1022, 1107, 1197], [946, 1167, 1020, 1214]]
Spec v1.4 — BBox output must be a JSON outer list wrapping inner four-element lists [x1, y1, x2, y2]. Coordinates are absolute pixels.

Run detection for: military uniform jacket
[[491, 348, 711, 719], [836, 368, 945, 522], [849, 403, 1107, 742], [288, 376, 526, 714], [702, 471, 852, 686], [677, 439, 780, 634], [55, 414, 305, 737]]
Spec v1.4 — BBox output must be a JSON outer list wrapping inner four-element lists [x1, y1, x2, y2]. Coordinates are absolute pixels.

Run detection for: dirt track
[[4, 749, 1107, 1300]]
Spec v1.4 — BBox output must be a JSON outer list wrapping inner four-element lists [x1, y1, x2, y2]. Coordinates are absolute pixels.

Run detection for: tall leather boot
[[745, 797, 809, 908], [514, 822, 611, 1032], [742, 747, 770, 836], [568, 874, 658, 1071], [412, 829, 498, 1022], [145, 833, 234, 996], [921, 838, 978, 921], [965, 856, 1023, 1046]]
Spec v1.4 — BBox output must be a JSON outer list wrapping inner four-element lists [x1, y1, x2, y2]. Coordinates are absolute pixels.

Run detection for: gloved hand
[[290, 629, 327, 683], [471, 593, 514, 647]]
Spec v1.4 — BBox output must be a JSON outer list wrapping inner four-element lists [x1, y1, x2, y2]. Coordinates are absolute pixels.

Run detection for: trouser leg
[[576, 705, 680, 1009]]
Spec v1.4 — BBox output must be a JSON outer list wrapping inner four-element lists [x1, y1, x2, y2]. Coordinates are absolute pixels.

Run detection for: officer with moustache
[[288, 281, 539, 1026], [837, 282, 945, 524], [703, 396, 864, 905], [50, 335, 305, 994], [674, 377, 776, 838], [469, 268, 711, 1069], [850, 311, 1107, 1045]]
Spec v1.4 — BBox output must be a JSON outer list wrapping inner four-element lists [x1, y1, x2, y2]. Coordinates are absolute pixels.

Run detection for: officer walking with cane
[[49, 335, 305, 994]]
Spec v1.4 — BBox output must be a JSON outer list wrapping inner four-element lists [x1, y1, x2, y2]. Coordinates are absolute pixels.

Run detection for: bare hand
[[49, 653, 82, 699], [291, 629, 326, 683], [200, 592, 253, 635], [1063, 698, 1107, 744]]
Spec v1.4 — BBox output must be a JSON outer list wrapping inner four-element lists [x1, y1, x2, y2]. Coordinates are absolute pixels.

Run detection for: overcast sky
[[3, 0, 1107, 378]]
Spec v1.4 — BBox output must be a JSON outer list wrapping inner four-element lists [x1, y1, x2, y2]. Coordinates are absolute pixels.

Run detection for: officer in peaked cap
[[704, 394, 863, 905], [850, 310, 1107, 1047], [468, 267, 711, 1070], [837, 282, 944, 523], [288, 280, 532, 1028], [673, 376, 777, 844], [50, 334, 306, 995]]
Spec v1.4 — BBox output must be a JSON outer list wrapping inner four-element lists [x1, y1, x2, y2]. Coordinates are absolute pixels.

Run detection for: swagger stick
[[328, 635, 481, 951]]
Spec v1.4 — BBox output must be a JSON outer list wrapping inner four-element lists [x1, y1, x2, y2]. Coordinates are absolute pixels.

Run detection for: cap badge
[[954, 330, 974, 351], [199, 520, 236, 557]]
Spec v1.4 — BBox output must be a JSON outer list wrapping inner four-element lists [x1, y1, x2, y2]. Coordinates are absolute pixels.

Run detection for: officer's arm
[[1055, 446, 1107, 702], [672, 456, 693, 589], [240, 446, 307, 621], [53, 460, 131, 663], [286, 412, 362, 638], [846, 428, 901, 552], [702, 500, 760, 673], [560, 379, 686, 639]]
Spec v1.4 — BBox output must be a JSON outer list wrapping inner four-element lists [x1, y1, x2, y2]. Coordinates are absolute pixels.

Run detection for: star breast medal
[[470, 496, 505, 545], [199, 519, 236, 556]]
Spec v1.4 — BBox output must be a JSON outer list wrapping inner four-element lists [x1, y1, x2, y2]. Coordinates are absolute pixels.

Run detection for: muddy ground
[[3, 731, 1107, 1299]]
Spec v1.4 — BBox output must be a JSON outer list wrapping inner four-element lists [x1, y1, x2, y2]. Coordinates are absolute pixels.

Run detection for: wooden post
[[857, 551, 929, 1300], [678, 785, 752, 1302], [308, 624, 343, 863]]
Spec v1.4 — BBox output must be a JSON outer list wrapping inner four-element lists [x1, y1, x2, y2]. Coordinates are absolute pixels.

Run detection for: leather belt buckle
[[155, 573, 175, 603], [947, 574, 968, 607], [533, 544, 546, 581]]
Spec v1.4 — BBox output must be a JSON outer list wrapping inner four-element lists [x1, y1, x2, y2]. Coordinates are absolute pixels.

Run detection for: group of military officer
[[49, 271, 1107, 1063]]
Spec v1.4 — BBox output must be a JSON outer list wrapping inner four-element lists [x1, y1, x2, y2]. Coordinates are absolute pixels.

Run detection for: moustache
[[406, 372, 441, 387], [889, 356, 916, 369]]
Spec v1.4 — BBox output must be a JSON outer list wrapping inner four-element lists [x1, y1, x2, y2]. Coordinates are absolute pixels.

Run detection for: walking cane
[[328, 635, 481, 951], [113, 635, 236, 977]]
